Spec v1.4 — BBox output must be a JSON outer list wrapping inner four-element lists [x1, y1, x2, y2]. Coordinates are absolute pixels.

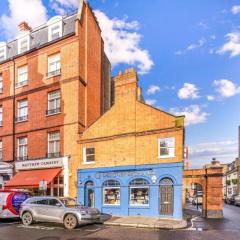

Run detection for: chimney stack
[[113, 68, 139, 104], [18, 21, 32, 32]]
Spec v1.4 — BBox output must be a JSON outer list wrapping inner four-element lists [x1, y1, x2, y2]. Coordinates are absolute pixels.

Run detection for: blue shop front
[[77, 162, 183, 219]]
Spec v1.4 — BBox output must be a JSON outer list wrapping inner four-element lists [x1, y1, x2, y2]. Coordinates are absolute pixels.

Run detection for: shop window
[[0, 141, 2, 161], [53, 177, 58, 185], [47, 90, 60, 115], [103, 180, 120, 206], [59, 188, 64, 197], [0, 106, 2, 126], [0, 74, 3, 93], [17, 99, 28, 122], [59, 176, 64, 184], [158, 137, 175, 158], [16, 65, 28, 88], [48, 131, 60, 158], [83, 147, 95, 164], [47, 53, 61, 77], [17, 137, 28, 161], [129, 178, 149, 206]]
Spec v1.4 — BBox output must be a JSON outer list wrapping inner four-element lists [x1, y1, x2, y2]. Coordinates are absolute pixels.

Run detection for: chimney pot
[[18, 21, 32, 32]]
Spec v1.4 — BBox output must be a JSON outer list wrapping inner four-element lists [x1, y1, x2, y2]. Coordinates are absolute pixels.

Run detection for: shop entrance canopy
[[5, 168, 61, 189]]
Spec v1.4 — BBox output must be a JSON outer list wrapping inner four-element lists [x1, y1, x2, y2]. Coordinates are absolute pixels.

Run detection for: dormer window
[[47, 16, 63, 42], [18, 35, 30, 54], [0, 43, 7, 62]]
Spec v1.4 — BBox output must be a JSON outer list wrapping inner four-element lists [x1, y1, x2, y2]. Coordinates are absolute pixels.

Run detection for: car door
[[33, 198, 49, 221], [45, 198, 65, 223]]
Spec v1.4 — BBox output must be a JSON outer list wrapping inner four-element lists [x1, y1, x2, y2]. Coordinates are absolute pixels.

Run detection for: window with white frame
[[48, 131, 60, 157], [53, 175, 64, 197], [129, 178, 149, 206], [49, 24, 62, 41], [0, 46, 6, 62], [158, 137, 175, 158], [47, 53, 61, 76], [47, 90, 60, 115], [17, 65, 28, 87], [17, 137, 27, 160], [0, 141, 2, 161], [17, 99, 28, 122], [103, 180, 120, 205], [18, 36, 30, 54], [0, 106, 2, 126], [83, 147, 95, 164], [0, 74, 3, 93]]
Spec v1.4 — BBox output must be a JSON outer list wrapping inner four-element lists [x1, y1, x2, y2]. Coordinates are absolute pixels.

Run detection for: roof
[[0, 13, 76, 64]]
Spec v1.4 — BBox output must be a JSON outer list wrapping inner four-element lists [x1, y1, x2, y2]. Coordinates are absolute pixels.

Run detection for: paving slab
[[103, 215, 187, 229]]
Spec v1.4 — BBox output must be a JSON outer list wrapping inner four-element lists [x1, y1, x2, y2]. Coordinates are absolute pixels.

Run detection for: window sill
[[129, 205, 150, 209], [83, 161, 95, 165], [158, 155, 175, 159], [15, 82, 28, 89], [102, 205, 121, 208], [46, 111, 61, 117], [15, 119, 28, 123]]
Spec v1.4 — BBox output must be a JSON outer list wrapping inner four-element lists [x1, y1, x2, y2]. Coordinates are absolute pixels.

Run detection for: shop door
[[85, 181, 95, 208], [160, 178, 173, 216]]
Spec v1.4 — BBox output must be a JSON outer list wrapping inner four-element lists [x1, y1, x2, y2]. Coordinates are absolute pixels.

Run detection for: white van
[[0, 190, 29, 218]]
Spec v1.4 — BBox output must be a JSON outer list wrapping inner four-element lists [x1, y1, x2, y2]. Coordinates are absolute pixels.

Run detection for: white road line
[[0, 222, 20, 226]]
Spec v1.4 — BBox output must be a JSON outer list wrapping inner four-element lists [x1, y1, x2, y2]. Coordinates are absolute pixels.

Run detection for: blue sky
[[0, 0, 240, 168]]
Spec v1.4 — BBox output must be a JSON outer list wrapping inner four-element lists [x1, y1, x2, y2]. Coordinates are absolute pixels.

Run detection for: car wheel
[[22, 211, 34, 226], [64, 214, 78, 230]]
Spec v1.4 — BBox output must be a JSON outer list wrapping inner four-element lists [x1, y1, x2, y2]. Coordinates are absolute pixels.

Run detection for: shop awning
[[5, 168, 61, 189]]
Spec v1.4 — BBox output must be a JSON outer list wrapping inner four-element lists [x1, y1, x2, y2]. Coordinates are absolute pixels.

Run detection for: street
[[0, 203, 240, 240]]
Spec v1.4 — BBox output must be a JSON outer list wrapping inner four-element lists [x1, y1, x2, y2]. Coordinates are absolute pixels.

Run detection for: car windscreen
[[59, 198, 81, 207]]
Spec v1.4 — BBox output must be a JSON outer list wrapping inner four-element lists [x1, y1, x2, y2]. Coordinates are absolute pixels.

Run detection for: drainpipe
[[12, 59, 16, 167]]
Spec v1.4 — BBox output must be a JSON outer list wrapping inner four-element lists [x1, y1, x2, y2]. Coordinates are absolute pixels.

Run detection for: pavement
[[0, 203, 240, 240], [103, 215, 187, 229]]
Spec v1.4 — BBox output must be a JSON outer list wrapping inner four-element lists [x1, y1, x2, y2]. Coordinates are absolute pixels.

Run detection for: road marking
[[0, 222, 20, 226]]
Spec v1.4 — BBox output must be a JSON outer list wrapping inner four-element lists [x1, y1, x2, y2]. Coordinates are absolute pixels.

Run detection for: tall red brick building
[[0, 1, 111, 197]]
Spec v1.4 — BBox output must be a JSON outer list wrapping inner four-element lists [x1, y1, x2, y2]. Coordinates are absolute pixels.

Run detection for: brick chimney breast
[[18, 21, 32, 32], [113, 68, 139, 104]]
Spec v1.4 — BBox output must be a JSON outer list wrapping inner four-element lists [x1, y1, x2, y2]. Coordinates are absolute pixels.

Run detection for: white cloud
[[94, 10, 153, 74], [145, 99, 157, 106], [207, 95, 215, 101], [178, 83, 200, 100], [146, 85, 160, 95], [231, 5, 240, 14], [175, 38, 206, 55], [214, 79, 240, 97], [189, 140, 237, 168], [50, 0, 78, 15], [217, 31, 240, 57], [0, 0, 47, 39], [170, 105, 208, 126]]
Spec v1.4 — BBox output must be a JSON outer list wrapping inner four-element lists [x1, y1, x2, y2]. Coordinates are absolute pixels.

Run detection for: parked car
[[234, 195, 240, 206], [225, 194, 237, 205], [0, 190, 29, 219], [20, 197, 101, 229]]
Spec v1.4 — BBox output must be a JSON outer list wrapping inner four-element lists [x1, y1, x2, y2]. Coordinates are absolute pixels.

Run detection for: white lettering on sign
[[15, 158, 63, 170]]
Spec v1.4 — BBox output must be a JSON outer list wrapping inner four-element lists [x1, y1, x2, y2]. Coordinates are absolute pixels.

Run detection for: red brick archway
[[183, 166, 223, 218]]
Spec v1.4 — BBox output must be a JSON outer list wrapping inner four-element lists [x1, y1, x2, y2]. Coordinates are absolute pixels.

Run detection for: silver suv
[[20, 197, 101, 229]]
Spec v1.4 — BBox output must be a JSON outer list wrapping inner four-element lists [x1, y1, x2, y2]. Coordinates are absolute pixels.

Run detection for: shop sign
[[95, 170, 157, 179], [15, 158, 63, 170]]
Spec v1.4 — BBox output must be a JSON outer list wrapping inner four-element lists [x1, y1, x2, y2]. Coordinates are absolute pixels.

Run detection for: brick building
[[77, 68, 185, 219], [0, 1, 111, 196]]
